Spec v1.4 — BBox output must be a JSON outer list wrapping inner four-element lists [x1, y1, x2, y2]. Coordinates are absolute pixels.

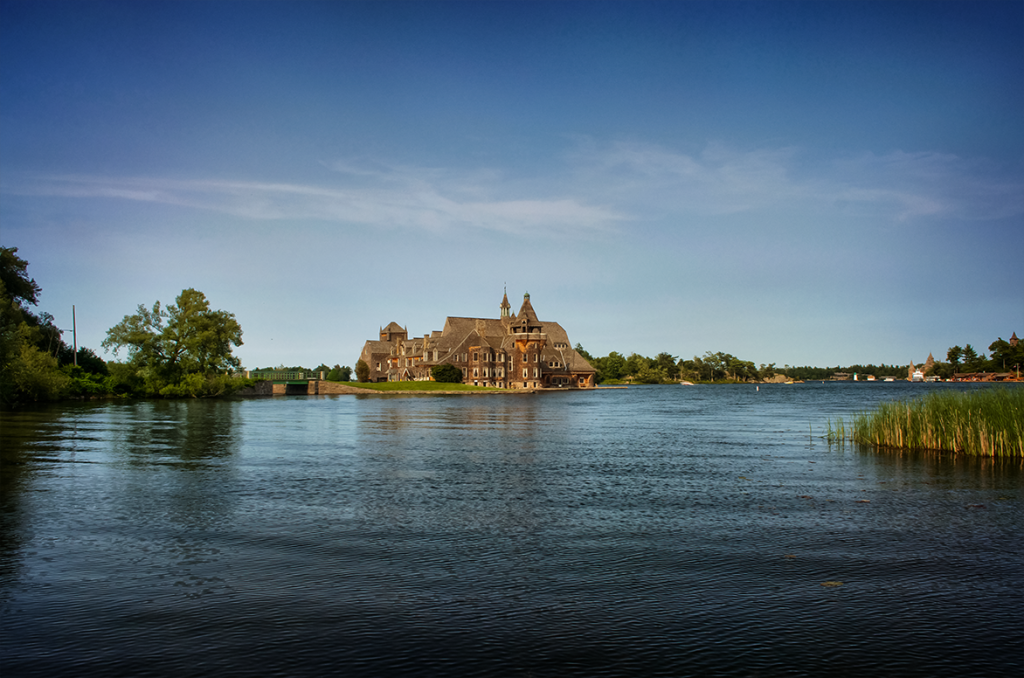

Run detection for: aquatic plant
[[828, 387, 1024, 457]]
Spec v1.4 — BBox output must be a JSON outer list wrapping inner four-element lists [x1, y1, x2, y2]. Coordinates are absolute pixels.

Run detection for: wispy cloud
[[4, 169, 625, 237], [569, 140, 1023, 222], [5, 143, 1020, 238]]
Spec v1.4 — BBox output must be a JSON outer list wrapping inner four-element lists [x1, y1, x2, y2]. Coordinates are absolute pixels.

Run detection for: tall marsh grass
[[827, 387, 1024, 457]]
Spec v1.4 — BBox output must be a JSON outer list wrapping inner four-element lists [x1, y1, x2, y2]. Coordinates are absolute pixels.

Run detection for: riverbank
[[235, 380, 601, 396]]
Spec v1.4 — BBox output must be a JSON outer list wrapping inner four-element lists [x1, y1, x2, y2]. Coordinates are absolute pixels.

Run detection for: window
[[473, 352, 478, 361], [533, 367, 539, 378], [473, 368, 478, 377], [523, 368, 528, 379]]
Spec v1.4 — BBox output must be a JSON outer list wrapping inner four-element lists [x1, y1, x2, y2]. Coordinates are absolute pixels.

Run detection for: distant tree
[[327, 364, 353, 381], [102, 288, 243, 393], [574, 343, 594, 362], [355, 359, 370, 383], [601, 351, 625, 381], [431, 363, 463, 383], [654, 352, 679, 380], [313, 363, 331, 377], [988, 337, 1024, 373], [623, 353, 650, 378], [961, 344, 985, 372], [947, 346, 963, 373], [634, 363, 668, 384]]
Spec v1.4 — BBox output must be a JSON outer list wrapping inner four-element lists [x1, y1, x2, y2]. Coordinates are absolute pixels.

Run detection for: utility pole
[[72, 305, 77, 366]]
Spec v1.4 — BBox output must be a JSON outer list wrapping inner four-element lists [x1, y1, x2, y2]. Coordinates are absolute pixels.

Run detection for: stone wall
[[233, 381, 275, 396]]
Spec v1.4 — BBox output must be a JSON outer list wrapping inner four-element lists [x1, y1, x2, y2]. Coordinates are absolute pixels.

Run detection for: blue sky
[[2, 0, 1021, 370]]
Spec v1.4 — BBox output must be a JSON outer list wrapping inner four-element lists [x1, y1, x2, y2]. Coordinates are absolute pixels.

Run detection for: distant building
[[358, 291, 597, 389]]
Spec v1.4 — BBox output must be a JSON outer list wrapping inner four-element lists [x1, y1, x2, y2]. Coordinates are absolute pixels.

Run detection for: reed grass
[[827, 387, 1024, 457]]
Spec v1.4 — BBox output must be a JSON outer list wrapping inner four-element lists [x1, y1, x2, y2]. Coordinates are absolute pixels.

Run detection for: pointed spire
[[500, 285, 511, 318]]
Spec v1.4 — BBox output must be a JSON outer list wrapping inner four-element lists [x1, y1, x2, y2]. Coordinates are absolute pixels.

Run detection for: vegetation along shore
[[827, 387, 1024, 458], [2, 246, 1020, 407]]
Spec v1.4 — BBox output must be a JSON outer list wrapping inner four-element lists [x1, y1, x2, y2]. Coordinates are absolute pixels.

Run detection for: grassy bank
[[339, 381, 501, 392], [828, 387, 1024, 457]]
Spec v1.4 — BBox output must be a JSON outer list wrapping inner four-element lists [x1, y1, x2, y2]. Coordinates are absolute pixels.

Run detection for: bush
[[431, 363, 463, 383], [355, 359, 370, 382]]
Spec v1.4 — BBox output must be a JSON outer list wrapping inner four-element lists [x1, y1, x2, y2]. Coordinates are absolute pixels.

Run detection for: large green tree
[[103, 288, 243, 391], [1, 247, 71, 405], [947, 346, 963, 373], [988, 337, 1024, 373], [960, 344, 985, 372]]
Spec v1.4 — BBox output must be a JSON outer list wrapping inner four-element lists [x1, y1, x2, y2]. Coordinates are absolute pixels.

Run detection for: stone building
[[358, 292, 596, 389]]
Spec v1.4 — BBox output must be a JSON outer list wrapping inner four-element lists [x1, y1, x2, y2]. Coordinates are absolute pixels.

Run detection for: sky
[[1, 0, 1021, 370]]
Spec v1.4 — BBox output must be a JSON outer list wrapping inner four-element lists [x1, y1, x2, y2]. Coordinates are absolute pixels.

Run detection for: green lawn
[[339, 381, 502, 392]]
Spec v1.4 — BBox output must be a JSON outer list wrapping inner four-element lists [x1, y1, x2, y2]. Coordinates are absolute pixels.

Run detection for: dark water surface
[[2, 383, 1022, 677]]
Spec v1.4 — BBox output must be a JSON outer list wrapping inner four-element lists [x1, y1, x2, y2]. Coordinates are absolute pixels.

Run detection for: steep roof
[[517, 294, 539, 324]]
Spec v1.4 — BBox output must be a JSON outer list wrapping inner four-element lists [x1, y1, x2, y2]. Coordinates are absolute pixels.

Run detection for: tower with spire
[[358, 287, 596, 388]]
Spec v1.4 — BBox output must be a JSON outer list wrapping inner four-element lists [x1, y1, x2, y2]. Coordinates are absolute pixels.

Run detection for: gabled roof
[[383, 321, 404, 333]]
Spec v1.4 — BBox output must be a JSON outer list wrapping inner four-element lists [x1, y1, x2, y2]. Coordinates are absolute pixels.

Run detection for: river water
[[1, 383, 1021, 677]]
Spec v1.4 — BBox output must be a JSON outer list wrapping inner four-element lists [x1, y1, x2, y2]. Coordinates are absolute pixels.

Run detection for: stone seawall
[[236, 381, 587, 396], [233, 381, 275, 396], [312, 381, 373, 395]]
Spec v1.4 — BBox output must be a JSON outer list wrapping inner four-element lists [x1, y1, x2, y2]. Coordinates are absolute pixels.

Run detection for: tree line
[[575, 338, 1023, 385], [574, 345, 776, 384], [1, 246, 365, 407], [1, 247, 253, 406], [4, 246, 1018, 406]]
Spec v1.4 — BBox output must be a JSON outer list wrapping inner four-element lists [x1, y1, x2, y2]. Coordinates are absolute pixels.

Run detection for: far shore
[[234, 380, 612, 396]]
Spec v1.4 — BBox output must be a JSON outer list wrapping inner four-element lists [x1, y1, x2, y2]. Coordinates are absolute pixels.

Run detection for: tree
[[327, 364, 353, 381], [654, 352, 679, 380], [601, 351, 625, 381], [355, 359, 370, 383], [623, 353, 650, 379], [102, 288, 243, 391], [947, 346, 963, 373], [0, 247, 41, 309], [431, 363, 463, 383], [988, 337, 1024, 373], [2, 248, 72, 406], [961, 344, 985, 372]]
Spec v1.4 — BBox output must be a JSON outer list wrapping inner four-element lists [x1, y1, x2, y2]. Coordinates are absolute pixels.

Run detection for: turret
[[500, 288, 511, 319]]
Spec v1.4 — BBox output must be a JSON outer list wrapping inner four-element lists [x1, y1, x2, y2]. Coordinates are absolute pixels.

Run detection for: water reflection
[[353, 396, 565, 534], [110, 399, 240, 466], [0, 400, 242, 602], [1, 386, 1021, 677]]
